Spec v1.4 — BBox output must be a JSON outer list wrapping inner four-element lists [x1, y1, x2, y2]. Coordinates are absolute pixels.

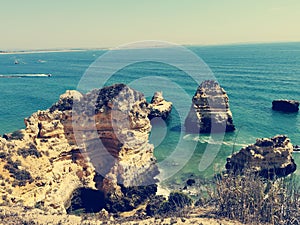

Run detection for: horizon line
[[1, 40, 300, 53]]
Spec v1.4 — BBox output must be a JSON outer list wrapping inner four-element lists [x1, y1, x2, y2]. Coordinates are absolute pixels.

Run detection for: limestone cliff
[[0, 84, 158, 214], [226, 135, 297, 179], [185, 80, 235, 133], [0, 109, 94, 214], [148, 91, 172, 120]]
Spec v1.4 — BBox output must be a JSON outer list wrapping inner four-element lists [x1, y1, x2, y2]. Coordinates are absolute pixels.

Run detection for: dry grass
[[213, 171, 300, 224]]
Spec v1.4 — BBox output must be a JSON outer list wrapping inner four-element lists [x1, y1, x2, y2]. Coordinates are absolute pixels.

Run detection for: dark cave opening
[[66, 188, 105, 214]]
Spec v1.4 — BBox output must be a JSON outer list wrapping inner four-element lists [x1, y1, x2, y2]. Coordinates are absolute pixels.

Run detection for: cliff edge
[[0, 84, 158, 214]]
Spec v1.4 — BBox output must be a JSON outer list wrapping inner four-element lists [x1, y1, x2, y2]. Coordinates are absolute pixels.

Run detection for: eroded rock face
[[0, 84, 158, 214], [70, 84, 159, 212], [148, 92, 172, 120], [185, 80, 235, 133], [226, 135, 297, 179], [1, 108, 94, 214], [272, 100, 299, 113]]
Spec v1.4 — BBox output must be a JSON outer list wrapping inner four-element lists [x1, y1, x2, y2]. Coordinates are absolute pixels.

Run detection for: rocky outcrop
[[272, 100, 299, 113], [0, 84, 158, 214], [70, 84, 159, 212], [185, 80, 235, 133], [0, 110, 94, 214], [226, 135, 297, 179], [148, 92, 172, 120]]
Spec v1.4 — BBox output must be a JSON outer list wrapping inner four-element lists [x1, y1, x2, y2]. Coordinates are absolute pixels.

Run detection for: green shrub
[[168, 192, 193, 209], [146, 192, 192, 217], [146, 195, 166, 216], [4, 159, 33, 186], [10, 130, 24, 140], [0, 152, 7, 159], [17, 144, 41, 158], [34, 201, 44, 209]]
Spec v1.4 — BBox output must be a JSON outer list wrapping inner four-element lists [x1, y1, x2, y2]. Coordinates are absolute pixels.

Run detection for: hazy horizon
[[1, 0, 299, 50], [1, 41, 300, 52]]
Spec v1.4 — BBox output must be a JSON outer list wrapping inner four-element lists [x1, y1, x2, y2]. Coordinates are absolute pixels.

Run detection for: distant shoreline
[[1, 41, 299, 54], [0, 48, 107, 55]]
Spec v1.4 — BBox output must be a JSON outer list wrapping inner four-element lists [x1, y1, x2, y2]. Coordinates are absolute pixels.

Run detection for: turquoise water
[[1, 43, 300, 183]]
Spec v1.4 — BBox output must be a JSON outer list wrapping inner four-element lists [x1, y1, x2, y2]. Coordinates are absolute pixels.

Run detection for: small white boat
[[14, 59, 19, 64]]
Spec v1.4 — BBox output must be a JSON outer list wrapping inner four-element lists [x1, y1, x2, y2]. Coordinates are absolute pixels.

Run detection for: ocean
[[1, 43, 300, 184]]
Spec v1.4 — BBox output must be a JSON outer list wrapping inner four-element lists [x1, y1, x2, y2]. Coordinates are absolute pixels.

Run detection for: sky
[[0, 0, 299, 50]]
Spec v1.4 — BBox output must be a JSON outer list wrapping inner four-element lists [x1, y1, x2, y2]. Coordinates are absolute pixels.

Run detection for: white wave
[[183, 134, 248, 147], [183, 134, 219, 144], [0, 73, 51, 78], [183, 134, 199, 141], [223, 141, 248, 148]]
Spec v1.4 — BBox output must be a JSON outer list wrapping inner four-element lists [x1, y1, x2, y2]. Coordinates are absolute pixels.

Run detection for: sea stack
[[148, 91, 172, 120], [226, 135, 297, 179], [272, 99, 299, 113], [0, 84, 159, 214], [185, 80, 235, 133]]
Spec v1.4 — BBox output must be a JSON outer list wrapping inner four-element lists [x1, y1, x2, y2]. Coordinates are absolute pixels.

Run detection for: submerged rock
[[148, 91, 172, 120], [226, 135, 297, 179], [272, 99, 299, 113], [0, 83, 159, 214], [185, 80, 235, 133]]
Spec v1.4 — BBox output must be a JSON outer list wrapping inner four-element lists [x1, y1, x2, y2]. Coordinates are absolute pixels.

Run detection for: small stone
[[186, 178, 196, 186], [98, 208, 109, 218]]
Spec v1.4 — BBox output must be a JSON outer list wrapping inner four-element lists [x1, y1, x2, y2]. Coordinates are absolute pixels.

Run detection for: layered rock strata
[[0, 84, 158, 213], [185, 80, 235, 133], [70, 84, 159, 212], [0, 110, 94, 214], [148, 91, 172, 120], [226, 135, 297, 179], [272, 99, 299, 113]]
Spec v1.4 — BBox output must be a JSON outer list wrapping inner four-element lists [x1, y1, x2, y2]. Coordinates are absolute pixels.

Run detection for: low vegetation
[[213, 171, 300, 224], [17, 144, 42, 158], [4, 157, 33, 186], [3, 130, 24, 140], [146, 191, 192, 217], [145, 171, 300, 224]]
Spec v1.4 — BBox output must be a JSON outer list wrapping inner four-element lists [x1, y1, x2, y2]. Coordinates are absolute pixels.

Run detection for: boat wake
[[0, 73, 52, 78]]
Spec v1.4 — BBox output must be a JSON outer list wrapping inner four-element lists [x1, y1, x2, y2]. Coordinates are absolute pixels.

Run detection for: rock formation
[[226, 135, 297, 179], [272, 99, 299, 113], [185, 80, 235, 133], [0, 84, 158, 214], [70, 84, 159, 212], [148, 91, 172, 120]]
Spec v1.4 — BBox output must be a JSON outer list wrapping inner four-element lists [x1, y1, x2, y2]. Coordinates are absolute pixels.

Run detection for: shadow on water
[[270, 109, 299, 141], [170, 125, 182, 132]]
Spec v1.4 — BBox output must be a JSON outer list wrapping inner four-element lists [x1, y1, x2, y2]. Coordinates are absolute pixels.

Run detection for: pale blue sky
[[0, 0, 299, 50]]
